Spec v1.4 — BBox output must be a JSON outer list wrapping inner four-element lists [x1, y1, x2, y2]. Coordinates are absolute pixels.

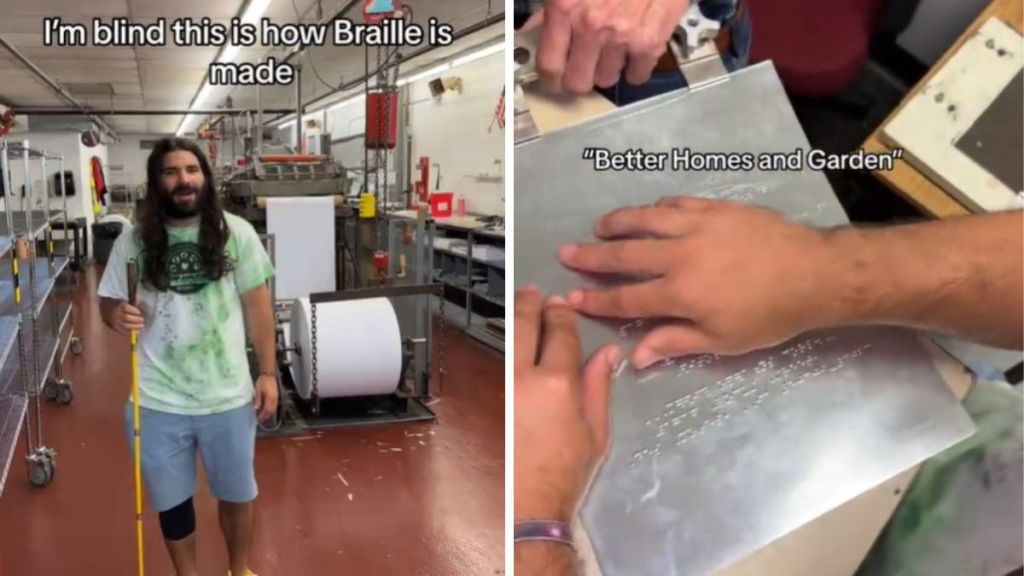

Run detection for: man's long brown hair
[[136, 137, 233, 291]]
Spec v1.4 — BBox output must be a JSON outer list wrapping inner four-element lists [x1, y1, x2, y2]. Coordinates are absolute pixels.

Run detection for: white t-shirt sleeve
[[97, 229, 133, 301]]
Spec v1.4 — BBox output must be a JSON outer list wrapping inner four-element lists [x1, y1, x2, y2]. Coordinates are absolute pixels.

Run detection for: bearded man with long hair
[[99, 137, 277, 576]]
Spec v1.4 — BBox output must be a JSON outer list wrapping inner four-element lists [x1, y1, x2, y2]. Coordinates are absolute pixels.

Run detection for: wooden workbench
[[862, 0, 1023, 218]]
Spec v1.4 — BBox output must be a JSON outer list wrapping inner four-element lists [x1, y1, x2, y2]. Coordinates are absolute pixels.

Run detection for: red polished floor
[[0, 267, 505, 575]]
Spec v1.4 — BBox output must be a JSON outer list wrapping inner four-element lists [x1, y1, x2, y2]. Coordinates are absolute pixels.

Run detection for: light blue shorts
[[124, 402, 258, 512]]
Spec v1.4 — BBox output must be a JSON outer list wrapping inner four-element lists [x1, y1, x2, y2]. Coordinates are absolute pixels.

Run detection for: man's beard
[[163, 184, 201, 219]]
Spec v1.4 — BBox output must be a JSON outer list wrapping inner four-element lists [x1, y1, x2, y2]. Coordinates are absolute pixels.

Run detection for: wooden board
[[882, 17, 1023, 212], [514, 27, 617, 135], [862, 0, 1024, 218], [522, 84, 617, 135], [956, 70, 1024, 193]]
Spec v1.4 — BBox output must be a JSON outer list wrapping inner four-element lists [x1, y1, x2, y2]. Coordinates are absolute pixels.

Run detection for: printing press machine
[[223, 151, 446, 436]]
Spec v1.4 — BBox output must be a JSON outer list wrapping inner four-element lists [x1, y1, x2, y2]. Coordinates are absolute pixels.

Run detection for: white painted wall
[[407, 51, 505, 216], [325, 101, 366, 167], [897, 0, 989, 65], [109, 134, 264, 189], [317, 49, 505, 215], [107, 134, 159, 191]]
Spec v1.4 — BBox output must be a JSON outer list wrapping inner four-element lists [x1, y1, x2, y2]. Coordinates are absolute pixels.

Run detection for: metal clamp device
[[513, 3, 731, 143], [669, 2, 730, 90], [512, 35, 544, 143]]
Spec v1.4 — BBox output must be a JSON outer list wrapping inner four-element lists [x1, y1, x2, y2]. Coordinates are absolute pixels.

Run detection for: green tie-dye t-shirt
[[98, 212, 275, 415]]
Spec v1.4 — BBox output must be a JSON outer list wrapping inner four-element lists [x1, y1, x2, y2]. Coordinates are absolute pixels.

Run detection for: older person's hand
[[528, 0, 690, 93]]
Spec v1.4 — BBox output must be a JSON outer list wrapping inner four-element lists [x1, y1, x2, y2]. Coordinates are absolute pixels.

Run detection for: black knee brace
[[159, 497, 196, 541]]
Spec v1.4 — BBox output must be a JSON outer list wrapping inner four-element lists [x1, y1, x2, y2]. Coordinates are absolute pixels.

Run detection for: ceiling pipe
[[0, 33, 120, 141], [177, 0, 361, 137], [264, 12, 505, 126], [280, 0, 362, 65]]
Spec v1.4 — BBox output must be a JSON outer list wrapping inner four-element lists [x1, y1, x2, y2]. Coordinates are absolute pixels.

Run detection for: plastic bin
[[92, 221, 124, 266]]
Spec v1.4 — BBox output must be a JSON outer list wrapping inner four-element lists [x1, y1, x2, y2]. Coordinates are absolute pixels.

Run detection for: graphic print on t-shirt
[[97, 213, 276, 414], [167, 243, 210, 294]]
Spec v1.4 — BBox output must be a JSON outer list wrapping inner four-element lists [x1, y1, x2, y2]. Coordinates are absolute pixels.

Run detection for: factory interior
[[0, 0, 505, 574]]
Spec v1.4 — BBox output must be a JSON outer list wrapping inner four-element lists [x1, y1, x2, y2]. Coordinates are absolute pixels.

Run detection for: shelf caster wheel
[[57, 381, 73, 405], [70, 337, 84, 356], [42, 380, 59, 402]]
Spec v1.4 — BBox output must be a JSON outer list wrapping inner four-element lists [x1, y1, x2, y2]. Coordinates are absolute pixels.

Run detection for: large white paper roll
[[289, 297, 403, 399]]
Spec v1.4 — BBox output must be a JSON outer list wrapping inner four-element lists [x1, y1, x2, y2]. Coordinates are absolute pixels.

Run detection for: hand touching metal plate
[[514, 63, 976, 575]]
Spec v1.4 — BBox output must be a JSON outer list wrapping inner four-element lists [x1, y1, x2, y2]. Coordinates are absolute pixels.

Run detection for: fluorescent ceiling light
[[220, 44, 241, 63], [242, 0, 274, 24], [175, 0, 275, 137], [279, 120, 296, 129], [451, 43, 503, 68], [393, 42, 502, 87], [176, 113, 195, 137], [398, 63, 451, 86], [216, 0, 274, 65], [269, 112, 296, 127], [327, 94, 365, 113], [272, 36, 505, 129], [193, 84, 215, 109]]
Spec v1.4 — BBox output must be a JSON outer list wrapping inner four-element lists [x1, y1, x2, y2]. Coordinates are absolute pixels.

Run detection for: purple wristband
[[514, 520, 575, 549]]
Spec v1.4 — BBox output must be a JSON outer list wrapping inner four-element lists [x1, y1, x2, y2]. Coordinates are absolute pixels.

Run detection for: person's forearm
[[99, 297, 118, 330], [515, 543, 579, 576], [248, 303, 277, 375], [243, 287, 277, 375], [819, 211, 1023, 348]]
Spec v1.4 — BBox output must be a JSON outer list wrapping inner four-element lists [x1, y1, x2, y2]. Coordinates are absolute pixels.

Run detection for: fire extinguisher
[[415, 156, 430, 204], [373, 250, 389, 285]]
